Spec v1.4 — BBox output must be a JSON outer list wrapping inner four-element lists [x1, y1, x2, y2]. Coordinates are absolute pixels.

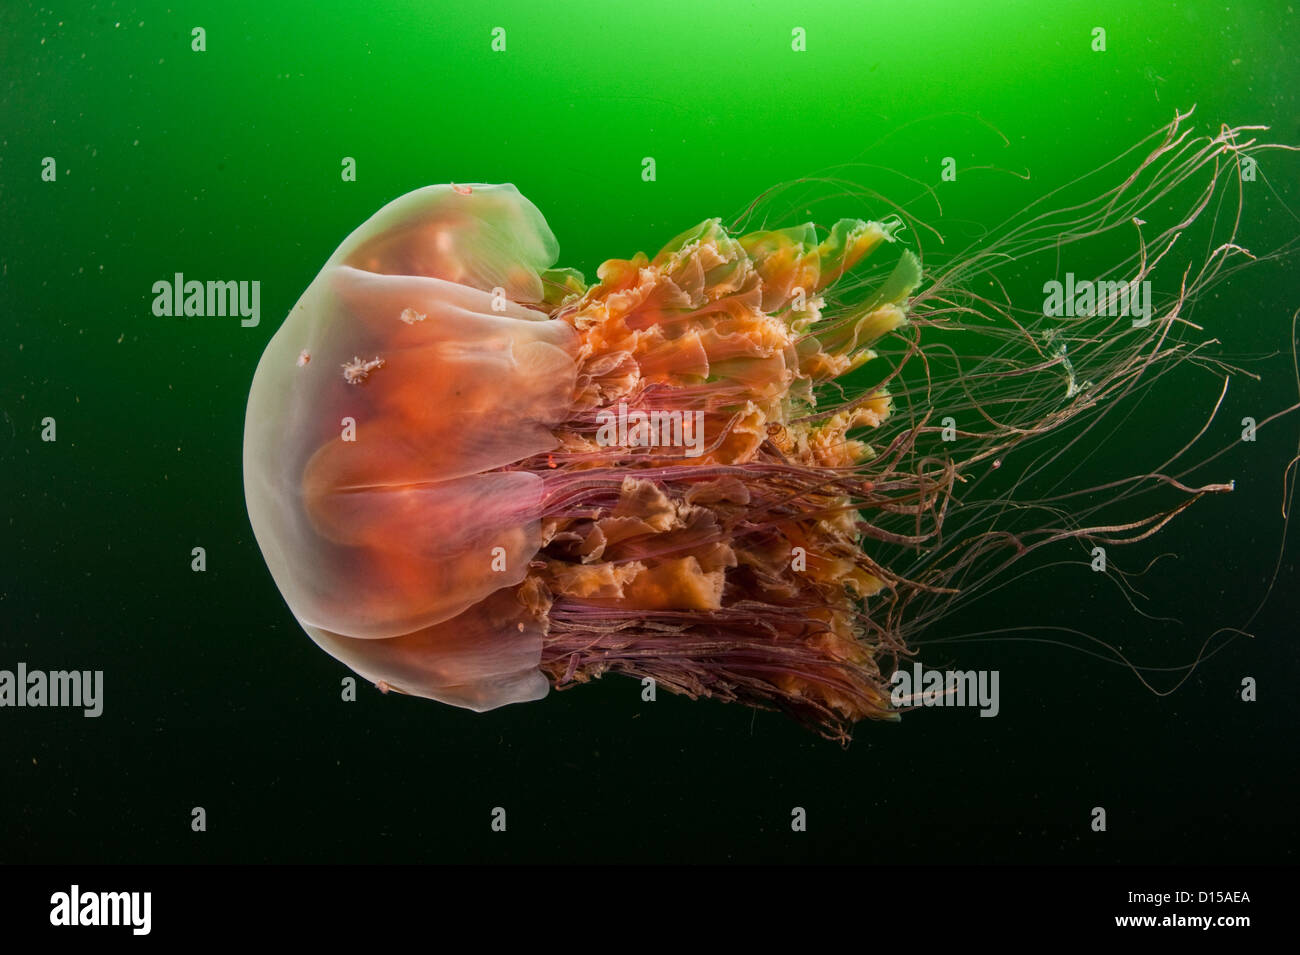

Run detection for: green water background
[[2, 0, 1297, 862]]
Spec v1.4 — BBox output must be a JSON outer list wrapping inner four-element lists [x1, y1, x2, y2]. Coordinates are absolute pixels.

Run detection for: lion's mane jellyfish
[[245, 110, 1295, 740]]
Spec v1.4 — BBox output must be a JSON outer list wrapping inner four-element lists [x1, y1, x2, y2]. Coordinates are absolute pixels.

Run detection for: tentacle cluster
[[510, 217, 927, 738]]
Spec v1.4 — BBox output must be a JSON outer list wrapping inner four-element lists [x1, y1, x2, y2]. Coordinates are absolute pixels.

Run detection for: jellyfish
[[243, 109, 1298, 740]]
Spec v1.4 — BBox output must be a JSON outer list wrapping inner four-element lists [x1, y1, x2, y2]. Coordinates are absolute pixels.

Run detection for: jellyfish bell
[[244, 183, 577, 710], [244, 114, 1297, 739]]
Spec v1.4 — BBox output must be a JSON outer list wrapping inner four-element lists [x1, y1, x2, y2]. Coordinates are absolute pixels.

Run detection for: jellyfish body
[[244, 184, 580, 709], [246, 116, 1286, 738], [245, 180, 919, 727]]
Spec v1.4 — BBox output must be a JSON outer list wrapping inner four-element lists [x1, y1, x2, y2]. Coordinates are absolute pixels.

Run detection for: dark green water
[[2, 1, 1297, 862]]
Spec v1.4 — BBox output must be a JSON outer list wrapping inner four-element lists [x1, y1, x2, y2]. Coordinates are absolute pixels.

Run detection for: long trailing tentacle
[[498, 110, 1297, 741]]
